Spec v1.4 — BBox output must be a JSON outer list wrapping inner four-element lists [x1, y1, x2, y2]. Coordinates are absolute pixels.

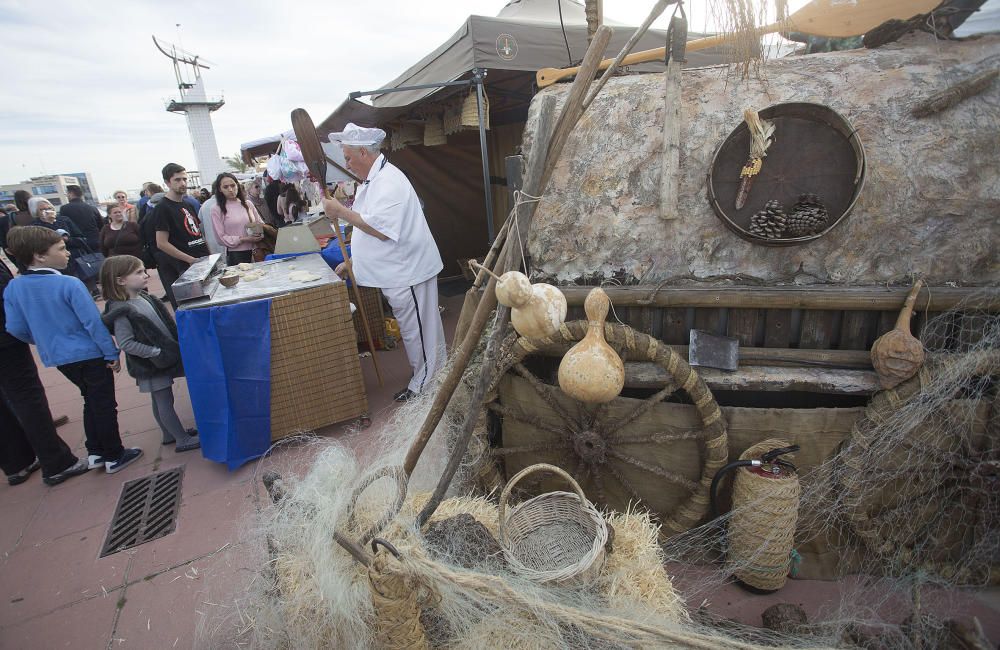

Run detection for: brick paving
[[0, 267, 462, 648]]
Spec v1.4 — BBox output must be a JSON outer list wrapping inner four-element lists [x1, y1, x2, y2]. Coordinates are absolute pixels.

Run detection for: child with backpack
[[100, 255, 199, 452], [4, 226, 143, 474]]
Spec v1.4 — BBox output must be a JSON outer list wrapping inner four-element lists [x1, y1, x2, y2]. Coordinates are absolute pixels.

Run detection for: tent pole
[[474, 68, 495, 243]]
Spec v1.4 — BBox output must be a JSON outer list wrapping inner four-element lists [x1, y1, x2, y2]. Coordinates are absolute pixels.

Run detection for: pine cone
[[749, 200, 787, 239], [786, 194, 829, 237]]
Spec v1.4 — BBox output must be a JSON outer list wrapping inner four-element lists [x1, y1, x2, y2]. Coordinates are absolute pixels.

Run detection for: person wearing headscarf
[[322, 123, 445, 402]]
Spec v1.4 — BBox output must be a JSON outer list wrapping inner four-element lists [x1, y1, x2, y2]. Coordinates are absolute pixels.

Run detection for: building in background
[[0, 174, 92, 208], [58, 171, 99, 204]]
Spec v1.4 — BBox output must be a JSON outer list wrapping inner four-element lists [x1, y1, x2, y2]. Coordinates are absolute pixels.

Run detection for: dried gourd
[[485, 266, 566, 339], [558, 287, 624, 403], [871, 279, 926, 389]]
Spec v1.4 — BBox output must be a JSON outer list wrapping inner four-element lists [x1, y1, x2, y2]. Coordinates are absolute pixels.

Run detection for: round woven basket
[[728, 439, 801, 592], [499, 463, 608, 585]]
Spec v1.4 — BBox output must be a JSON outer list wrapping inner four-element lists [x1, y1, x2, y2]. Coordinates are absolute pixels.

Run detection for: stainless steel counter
[[177, 253, 342, 310]]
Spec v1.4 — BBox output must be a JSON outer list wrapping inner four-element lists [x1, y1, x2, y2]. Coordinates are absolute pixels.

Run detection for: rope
[[385, 549, 800, 650], [509, 189, 540, 275], [728, 439, 801, 592]]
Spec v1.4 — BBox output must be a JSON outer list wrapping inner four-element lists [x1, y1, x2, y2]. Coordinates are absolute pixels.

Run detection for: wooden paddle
[[536, 0, 942, 88], [290, 107, 384, 387]]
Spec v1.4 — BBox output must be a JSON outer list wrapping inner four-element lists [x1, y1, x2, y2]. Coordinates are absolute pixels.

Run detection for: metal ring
[[371, 537, 401, 559]]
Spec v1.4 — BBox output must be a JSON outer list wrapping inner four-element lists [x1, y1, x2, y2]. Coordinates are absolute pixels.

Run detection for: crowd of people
[[1, 128, 448, 487]]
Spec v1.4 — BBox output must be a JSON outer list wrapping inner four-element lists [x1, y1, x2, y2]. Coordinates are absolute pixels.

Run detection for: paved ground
[[1, 268, 997, 648], [0, 268, 465, 648]]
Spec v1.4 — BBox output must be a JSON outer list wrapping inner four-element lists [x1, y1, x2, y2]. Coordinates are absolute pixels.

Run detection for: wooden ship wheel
[[482, 320, 730, 537]]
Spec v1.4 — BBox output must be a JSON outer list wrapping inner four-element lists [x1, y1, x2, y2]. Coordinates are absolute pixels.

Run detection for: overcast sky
[[0, 0, 778, 198]]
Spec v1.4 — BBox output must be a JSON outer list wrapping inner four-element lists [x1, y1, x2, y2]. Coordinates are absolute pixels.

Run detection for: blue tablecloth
[[177, 299, 272, 470]]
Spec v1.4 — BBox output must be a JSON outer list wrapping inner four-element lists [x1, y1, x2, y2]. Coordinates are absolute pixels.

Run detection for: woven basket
[[461, 88, 489, 130], [423, 114, 447, 146], [728, 439, 801, 592], [390, 123, 422, 151], [442, 101, 462, 135], [499, 463, 608, 585]]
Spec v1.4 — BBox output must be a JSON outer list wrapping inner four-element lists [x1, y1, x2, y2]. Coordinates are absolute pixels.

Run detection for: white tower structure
[[153, 36, 226, 186]]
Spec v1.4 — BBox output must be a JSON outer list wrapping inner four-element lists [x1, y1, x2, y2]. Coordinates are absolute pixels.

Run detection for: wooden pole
[[585, 0, 603, 47], [660, 16, 684, 220]]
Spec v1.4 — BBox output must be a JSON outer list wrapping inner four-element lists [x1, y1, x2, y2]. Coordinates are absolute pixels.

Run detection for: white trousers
[[381, 277, 446, 394]]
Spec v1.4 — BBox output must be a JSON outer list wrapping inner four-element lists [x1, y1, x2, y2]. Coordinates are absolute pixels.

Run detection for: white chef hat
[[329, 123, 386, 147]]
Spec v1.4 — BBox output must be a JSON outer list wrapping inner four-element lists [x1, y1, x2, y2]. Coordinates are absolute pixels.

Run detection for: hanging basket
[[423, 113, 447, 146], [443, 101, 463, 135], [706, 102, 865, 246], [390, 122, 422, 151], [461, 88, 490, 130], [498, 463, 608, 585]]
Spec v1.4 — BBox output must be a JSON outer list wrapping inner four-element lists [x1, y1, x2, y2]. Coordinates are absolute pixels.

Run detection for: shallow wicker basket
[[498, 463, 608, 585]]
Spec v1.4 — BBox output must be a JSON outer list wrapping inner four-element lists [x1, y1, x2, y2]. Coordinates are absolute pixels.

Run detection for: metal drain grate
[[100, 467, 184, 557]]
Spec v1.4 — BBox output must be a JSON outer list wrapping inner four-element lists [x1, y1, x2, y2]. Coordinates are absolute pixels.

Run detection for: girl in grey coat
[[101, 255, 199, 452]]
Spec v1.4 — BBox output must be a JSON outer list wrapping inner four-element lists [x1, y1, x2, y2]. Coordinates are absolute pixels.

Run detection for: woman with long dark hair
[[210, 172, 264, 265], [283, 185, 306, 224]]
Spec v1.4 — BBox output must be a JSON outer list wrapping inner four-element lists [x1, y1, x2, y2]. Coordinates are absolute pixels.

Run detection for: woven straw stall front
[[269, 283, 367, 440], [352, 286, 386, 349]]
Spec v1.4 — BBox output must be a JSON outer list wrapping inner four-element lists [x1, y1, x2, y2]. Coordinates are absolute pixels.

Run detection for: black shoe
[[42, 458, 90, 486], [393, 388, 417, 402], [175, 439, 201, 453], [8, 459, 41, 486], [163, 428, 198, 445], [105, 448, 143, 474]]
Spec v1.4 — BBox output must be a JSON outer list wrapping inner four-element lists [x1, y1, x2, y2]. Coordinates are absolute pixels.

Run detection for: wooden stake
[[660, 17, 683, 220]]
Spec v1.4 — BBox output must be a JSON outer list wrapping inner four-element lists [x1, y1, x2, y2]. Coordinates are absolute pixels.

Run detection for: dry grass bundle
[[708, 0, 787, 80]]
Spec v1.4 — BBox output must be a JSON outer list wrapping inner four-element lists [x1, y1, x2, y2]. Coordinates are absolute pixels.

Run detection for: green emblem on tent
[[496, 33, 518, 61]]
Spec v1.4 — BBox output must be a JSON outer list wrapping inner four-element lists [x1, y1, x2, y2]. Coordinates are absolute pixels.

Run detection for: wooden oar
[[536, 0, 942, 88], [291, 107, 384, 387]]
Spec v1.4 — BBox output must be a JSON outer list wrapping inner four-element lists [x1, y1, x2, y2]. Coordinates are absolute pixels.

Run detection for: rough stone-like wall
[[523, 34, 1000, 286]]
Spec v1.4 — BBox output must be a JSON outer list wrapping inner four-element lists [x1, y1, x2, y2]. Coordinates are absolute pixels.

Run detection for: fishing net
[[202, 297, 998, 649]]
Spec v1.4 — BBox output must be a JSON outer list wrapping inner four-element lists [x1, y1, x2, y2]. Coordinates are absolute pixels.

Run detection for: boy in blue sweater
[[4, 226, 142, 474]]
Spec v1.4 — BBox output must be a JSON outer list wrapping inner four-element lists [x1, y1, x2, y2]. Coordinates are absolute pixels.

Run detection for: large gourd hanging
[[558, 287, 624, 403], [870, 278, 925, 389], [483, 265, 567, 339]]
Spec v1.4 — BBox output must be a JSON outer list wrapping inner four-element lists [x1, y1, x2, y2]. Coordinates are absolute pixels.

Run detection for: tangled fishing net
[[205, 299, 998, 649]]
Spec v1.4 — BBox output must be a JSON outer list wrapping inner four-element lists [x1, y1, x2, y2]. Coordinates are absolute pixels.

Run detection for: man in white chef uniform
[[323, 123, 446, 402]]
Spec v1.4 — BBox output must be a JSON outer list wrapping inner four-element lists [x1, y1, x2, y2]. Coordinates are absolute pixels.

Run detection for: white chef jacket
[[349, 154, 443, 289]]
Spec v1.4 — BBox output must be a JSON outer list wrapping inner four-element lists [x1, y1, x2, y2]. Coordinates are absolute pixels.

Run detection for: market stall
[[175, 253, 367, 469]]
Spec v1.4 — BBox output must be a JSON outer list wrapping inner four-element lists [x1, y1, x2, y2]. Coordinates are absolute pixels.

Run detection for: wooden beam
[[624, 363, 879, 395], [527, 341, 872, 368], [556, 285, 1000, 311]]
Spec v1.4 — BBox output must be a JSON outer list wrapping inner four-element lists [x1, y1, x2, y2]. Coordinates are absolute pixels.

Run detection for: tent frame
[[348, 68, 496, 242]]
